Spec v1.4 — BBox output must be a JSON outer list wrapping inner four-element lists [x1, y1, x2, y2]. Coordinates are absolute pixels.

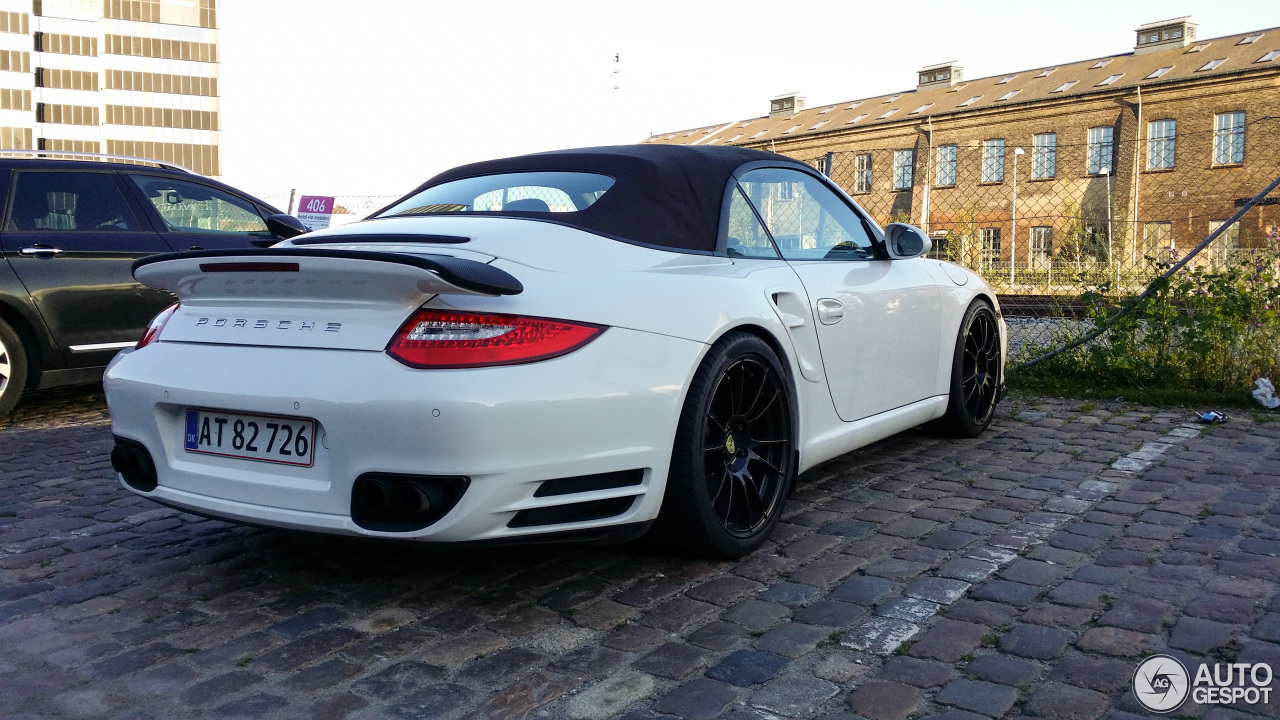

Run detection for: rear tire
[[931, 301, 1001, 438], [650, 332, 796, 558], [0, 318, 29, 419]]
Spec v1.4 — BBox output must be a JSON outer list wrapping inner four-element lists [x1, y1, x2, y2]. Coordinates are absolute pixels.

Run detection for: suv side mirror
[[883, 223, 931, 260], [266, 214, 309, 239]]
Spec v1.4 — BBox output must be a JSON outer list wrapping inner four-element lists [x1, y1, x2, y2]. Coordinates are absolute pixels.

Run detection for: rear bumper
[[104, 327, 704, 542]]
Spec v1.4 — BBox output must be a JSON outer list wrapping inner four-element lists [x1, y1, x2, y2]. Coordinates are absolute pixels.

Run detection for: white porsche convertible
[[104, 145, 1005, 558]]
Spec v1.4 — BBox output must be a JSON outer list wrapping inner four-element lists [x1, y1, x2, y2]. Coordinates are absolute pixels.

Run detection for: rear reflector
[[199, 262, 300, 273], [386, 310, 605, 369]]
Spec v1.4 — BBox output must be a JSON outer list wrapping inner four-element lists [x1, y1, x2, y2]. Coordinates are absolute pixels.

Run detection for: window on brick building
[[853, 153, 872, 193], [1143, 222, 1173, 257], [1147, 119, 1176, 170], [982, 139, 1005, 183], [936, 144, 957, 186], [980, 227, 1001, 266], [1087, 127, 1114, 174], [1032, 133, 1056, 179], [1257, 50, 1280, 63], [892, 149, 914, 190], [1213, 112, 1245, 164], [1197, 58, 1226, 71], [1206, 220, 1240, 268], [1030, 226, 1052, 267]]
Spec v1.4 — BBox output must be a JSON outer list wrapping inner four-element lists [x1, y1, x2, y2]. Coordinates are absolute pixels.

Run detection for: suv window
[[128, 175, 268, 234], [737, 168, 879, 261], [7, 171, 139, 232]]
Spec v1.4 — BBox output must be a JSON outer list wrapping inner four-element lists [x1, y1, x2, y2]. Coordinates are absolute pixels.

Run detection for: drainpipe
[[1132, 85, 1143, 272], [923, 116, 933, 233]]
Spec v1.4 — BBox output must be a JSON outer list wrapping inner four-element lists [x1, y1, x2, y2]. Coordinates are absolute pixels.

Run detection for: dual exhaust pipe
[[111, 437, 157, 492], [350, 474, 468, 532]]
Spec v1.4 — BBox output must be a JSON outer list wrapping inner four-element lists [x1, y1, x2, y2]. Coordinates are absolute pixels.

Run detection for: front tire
[[651, 332, 795, 558], [932, 301, 1001, 438], [0, 318, 29, 419]]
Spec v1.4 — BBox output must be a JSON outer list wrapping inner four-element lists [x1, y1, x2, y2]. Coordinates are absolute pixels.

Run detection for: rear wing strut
[[133, 247, 523, 297]]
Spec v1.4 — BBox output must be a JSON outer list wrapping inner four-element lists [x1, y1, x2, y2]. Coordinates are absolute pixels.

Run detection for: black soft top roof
[[394, 145, 808, 253]]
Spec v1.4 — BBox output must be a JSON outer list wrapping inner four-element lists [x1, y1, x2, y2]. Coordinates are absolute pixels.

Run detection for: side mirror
[[266, 214, 309, 239], [883, 223, 931, 260]]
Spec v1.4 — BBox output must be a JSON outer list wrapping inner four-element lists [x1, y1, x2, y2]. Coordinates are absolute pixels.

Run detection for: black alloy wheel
[[932, 301, 1002, 438], [650, 332, 796, 558], [962, 307, 1000, 421], [702, 355, 790, 538]]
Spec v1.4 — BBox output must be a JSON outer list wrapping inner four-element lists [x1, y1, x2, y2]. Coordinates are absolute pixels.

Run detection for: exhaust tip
[[397, 481, 433, 516], [360, 478, 393, 512], [111, 437, 158, 492]]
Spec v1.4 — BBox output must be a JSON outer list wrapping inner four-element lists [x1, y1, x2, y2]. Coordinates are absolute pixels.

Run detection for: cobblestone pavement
[[2, 387, 1279, 720]]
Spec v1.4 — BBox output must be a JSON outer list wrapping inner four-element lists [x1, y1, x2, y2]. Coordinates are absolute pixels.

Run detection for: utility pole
[[287, 188, 297, 215]]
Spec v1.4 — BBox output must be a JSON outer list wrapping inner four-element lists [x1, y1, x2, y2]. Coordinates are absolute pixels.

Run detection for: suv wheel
[[0, 317, 29, 419]]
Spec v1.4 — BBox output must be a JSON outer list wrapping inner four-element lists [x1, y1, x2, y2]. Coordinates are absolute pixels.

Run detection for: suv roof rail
[[0, 148, 197, 175]]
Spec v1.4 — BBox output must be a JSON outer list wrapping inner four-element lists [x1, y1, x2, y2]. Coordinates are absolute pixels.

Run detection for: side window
[[724, 186, 779, 259], [737, 168, 878, 261], [127, 175, 267, 234], [7, 171, 139, 232]]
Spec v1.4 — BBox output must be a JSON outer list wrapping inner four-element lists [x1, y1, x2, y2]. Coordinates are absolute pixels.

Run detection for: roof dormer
[[1135, 16, 1197, 54], [918, 61, 963, 89], [769, 93, 805, 117]]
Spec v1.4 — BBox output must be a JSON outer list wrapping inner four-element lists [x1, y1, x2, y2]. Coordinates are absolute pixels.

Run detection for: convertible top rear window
[[372, 146, 811, 253], [378, 172, 613, 217]]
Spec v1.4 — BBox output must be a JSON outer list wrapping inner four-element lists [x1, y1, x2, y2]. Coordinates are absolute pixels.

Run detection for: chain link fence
[[796, 115, 1280, 364]]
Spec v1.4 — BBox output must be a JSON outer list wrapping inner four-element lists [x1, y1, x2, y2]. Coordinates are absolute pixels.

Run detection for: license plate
[[184, 408, 316, 467]]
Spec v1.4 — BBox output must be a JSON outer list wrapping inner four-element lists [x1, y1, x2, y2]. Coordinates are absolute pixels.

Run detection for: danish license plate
[[184, 408, 315, 467]]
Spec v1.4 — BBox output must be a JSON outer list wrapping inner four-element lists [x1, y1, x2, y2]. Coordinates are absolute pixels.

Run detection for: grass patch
[[1009, 374, 1257, 409], [816, 631, 845, 649], [1012, 240, 1280, 407]]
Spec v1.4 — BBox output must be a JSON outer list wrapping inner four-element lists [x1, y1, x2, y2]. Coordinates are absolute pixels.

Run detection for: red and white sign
[[296, 195, 335, 231]]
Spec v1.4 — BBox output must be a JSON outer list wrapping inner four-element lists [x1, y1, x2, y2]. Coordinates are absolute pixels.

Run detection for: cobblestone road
[[1, 387, 1278, 720]]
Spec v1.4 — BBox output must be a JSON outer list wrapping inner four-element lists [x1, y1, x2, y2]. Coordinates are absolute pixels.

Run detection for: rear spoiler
[[133, 247, 522, 297]]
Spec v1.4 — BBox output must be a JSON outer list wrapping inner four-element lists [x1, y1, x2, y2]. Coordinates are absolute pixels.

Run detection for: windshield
[[378, 172, 614, 217]]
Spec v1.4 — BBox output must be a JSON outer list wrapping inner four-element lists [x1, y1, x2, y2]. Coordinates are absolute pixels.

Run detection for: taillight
[[137, 303, 178, 349], [386, 310, 605, 369]]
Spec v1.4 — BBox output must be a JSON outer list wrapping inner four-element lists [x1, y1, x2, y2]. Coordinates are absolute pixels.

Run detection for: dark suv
[[0, 152, 306, 418]]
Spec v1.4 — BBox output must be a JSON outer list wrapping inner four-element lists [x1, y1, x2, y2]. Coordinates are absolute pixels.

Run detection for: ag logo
[[1133, 654, 1190, 713]]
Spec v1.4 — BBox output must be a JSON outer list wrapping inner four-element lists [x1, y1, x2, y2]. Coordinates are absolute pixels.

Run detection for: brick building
[[647, 17, 1280, 284], [0, 0, 221, 176]]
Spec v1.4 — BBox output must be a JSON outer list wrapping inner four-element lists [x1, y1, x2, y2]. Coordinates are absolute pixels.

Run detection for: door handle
[[817, 298, 845, 325], [19, 245, 64, 258]]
